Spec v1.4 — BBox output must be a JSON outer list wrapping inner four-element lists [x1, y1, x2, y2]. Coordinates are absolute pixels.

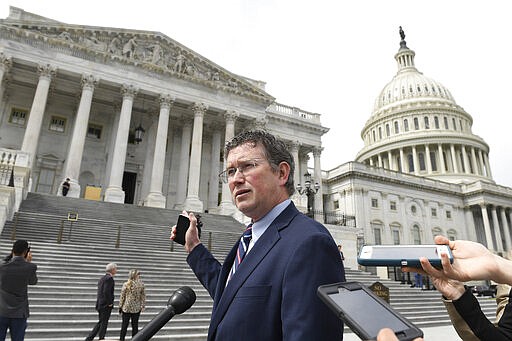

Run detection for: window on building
[[9, 108, 28, 126], [424, 116, 430, 129], [390, 201, 397, 211], [412, 225, 421, 244], [404, 119, 409, 132], [333, 200, 339, 210], [444, 117, 449, 129], [408, 154, 414, 172], [386, 124, 390, 137], [419, 152, 426, 171], [394, 121, 399, 134], [378, 127, 382, 139], [452, 118, 457, 130], [430, 151, 437, 171], [392, 230, 400, 245], [411, 205, 417, 214], [372, 130, 376, 142], [446, 210, 452, 219], [431, 208, 437, 217], [414, 117, 419, 130], [49, 116, 66, 133], [87, 123, 102, 140], [371, 198, 378, 208], [374, 228, 382, 245], [434, 116, 439, 129], [459, 119, 463, 131]]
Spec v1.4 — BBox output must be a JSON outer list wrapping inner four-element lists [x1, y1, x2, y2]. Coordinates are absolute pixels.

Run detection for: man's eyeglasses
[[219, 159, 263, 183]]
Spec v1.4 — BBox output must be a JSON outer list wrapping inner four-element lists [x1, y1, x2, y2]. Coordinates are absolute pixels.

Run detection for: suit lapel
[[209, 202, 299, 336]]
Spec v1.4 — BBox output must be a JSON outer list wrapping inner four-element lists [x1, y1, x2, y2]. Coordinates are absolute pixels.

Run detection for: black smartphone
[[317, 281, 423, 341], [174, 215, 190, 245]]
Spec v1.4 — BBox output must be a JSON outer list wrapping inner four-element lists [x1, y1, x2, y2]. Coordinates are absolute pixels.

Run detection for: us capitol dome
[[355, 27, 492, 185]]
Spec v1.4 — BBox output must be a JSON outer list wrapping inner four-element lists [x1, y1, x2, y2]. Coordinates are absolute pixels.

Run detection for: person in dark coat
[[85, 263, 117, 341], [0, 240, 38, 341]]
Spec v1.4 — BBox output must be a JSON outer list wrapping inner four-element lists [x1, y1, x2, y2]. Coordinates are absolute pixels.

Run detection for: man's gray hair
[[106, 262, 117, 273]]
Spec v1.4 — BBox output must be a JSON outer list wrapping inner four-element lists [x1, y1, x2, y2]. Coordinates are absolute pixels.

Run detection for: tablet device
[[357, 244, 453, 267], [317, 281, 423, 341]]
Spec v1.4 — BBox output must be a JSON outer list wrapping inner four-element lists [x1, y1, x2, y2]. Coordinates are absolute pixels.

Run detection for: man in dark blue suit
[[0, 240, 38, 341], [85, 262, 117, 341], [173, 130, 346, 340]]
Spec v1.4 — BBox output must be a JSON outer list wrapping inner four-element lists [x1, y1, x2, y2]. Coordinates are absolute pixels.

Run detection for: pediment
[[0, 7, 274, 104]]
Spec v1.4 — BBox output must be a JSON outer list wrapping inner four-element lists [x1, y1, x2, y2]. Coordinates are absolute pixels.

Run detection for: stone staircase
[[0, 193, 498, 340]]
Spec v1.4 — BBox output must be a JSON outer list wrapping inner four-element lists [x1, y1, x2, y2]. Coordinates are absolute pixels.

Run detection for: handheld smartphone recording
[[357, 244, 453, 267], [173, 214, 202, 245], [317, 281, 423, 341]]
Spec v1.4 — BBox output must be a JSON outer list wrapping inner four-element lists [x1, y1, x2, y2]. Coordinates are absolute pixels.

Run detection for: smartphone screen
[[174, 215, 190, 245], [330, 288, 409, 337], [318, 282, 423, 341]]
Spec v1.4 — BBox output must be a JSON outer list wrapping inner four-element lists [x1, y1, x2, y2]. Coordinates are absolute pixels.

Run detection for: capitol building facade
[[1, 7, 511, 269]]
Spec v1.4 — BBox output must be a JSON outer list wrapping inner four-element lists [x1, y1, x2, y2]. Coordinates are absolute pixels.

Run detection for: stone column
[[464, 206, 477, 241], [491, 206, 503, 252], [0, 53, 12, 98], [219, 110, 238, 215], [21, 64, 56, 168], [461, 145, 470, 174], [207, 127, 222, 211], [480, 203, 495, 250], [425, 144, 432, 173], [62, 74, 98, 198], [484, 152, 493, 179], [438, 144, 446, 174], [289, 141, 301, 189], [387, 151, 393, 170], [313, 147, 324, 217], [377, 154, 382, 168], [470, 147, 478, 175], [478, 149, 486, 176], [399, 148, 405, 173], [104, 84, 138, 203], [412, 146, 419, 175], [500, 207, 512, 252], [183, 102, 207, 212], [145, 95, 174, 208], [450, 144, 459, 173], [174, 119, 192, 209]]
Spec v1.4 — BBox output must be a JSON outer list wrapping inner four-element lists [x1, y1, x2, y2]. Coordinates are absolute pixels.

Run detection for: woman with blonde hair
[[118, 269, 145, 340]]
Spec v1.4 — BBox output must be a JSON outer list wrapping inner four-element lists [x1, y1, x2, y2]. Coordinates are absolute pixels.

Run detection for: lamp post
[[296, 172, 320, 218]]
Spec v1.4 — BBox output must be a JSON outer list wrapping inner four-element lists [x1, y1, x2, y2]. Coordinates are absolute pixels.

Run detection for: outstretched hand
[[170, 211, 201, 253], [404, 235, 507, 285]]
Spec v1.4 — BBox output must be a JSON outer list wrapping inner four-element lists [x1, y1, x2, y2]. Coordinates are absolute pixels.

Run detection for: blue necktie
[[227, 223, 253, 282]]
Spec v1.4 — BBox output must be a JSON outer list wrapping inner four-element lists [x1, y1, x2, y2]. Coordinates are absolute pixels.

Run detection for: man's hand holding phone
[[170, 211, 201, 253]]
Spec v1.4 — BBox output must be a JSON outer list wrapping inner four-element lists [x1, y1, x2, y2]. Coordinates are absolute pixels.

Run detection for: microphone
[[131, 286, 196, 341]]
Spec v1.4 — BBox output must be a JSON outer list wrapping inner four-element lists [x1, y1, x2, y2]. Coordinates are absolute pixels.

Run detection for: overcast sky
[[2, 1, 511, 188]]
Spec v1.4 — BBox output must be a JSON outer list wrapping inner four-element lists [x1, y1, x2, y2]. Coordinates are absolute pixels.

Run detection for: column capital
[[37, 64, 57, 79], [81, 74, 98, 91], [253, 116, 268, 130], [0, 53, 12, 72], [289, 140, 301, 153], [121, 84, 138, 99], [191, 102, 208, 116], [224, 110, 240, 123], [312, 146, 323, 157], [159, 94, 175, 109]]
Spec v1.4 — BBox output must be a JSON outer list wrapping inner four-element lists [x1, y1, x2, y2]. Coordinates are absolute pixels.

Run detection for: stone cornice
[[0, 23, 275, 104]]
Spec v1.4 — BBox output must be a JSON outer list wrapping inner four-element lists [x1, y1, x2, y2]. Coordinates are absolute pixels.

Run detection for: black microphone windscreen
[[168, 286, 196, 314]]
